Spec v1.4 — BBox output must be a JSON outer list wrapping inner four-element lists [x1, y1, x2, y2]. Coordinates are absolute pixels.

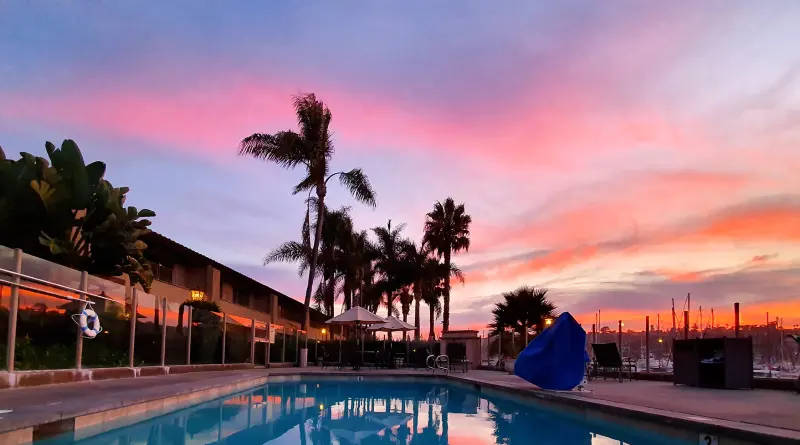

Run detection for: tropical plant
[[423, 197, 471, 332], [0, 140, 156, 291], [489, 286, 556, 345], [400, 241, 432, 340], [239, 93, 377, 331], [371, 220, 411, 317]]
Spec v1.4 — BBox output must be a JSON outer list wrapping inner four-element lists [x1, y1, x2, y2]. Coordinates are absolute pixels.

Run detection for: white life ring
[[78, 308, 102, 338]]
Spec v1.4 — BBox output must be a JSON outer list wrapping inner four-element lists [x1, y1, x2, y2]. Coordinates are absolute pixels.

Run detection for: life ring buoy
[[77, 308, 102, 338]]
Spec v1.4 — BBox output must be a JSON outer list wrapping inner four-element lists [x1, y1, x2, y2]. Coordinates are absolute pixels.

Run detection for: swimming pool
[[39, 377, 690, 444]]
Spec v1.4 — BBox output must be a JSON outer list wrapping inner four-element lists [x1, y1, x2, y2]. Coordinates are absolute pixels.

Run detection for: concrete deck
[[0, 368, 797, 444]]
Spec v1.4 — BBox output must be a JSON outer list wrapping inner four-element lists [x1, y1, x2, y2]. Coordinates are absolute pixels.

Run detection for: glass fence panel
[[225, 314, 252, 364], [82, 292, 130, 368], [20, 251, 82, 289], [254, 321, 267, 366], [15, 288, 77, 370], [191, 308, 223, 364], [0, 247, 12, 368], [134, 292, 162, 366], [269, 328, 285, 363], [284, 330, 298, 364], [165, 301, 188, 365], [0, 245, 15, 271]]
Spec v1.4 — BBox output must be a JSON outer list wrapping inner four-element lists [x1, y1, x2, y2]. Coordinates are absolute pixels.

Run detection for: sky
[[2, 1, 800, 336]]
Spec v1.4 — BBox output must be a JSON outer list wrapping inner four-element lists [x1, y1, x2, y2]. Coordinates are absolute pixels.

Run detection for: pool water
[[39, 378, 689, 444]]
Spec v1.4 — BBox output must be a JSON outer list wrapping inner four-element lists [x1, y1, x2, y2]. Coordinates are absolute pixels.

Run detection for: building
[[141, 232, 330, 338]]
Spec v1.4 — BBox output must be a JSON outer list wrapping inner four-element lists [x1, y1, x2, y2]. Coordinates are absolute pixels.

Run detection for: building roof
[[142, 232, 329, 324]]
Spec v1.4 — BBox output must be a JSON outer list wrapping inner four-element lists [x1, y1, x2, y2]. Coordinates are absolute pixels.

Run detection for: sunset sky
[[2, 2, 799, 335]]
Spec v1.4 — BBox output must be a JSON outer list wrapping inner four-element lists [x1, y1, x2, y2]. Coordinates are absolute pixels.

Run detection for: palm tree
[[239, 93, 377, 331], [489, 286, 556, 346], [371, 220, 409, 317], [423, 198, 471, 332], [400, 241, 432, 340]]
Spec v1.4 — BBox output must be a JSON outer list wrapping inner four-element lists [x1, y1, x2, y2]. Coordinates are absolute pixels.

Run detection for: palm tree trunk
[[302, 192, 326, 331], [386, 294, 392, 318], [443, 250, 451, 332], [414, 284, 421, 340], [428, 302, 435, 341]]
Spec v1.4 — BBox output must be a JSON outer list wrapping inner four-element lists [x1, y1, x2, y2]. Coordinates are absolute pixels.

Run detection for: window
[[233, 288, 250, 307], [152, 263, 174, 284]]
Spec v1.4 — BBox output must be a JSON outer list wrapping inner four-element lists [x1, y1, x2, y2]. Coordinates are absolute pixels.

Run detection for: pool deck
[[0, 367, 797, 444]]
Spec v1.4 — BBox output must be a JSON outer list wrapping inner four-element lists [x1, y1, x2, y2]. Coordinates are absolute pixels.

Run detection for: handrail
[[0, 277, 102, 305], [0, 267, 114, 302]]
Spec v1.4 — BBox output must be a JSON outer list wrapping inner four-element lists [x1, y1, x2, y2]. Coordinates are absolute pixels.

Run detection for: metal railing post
[[160, 298, 167, 367], [5, 249, 22, 372], [129, 289, 138, 368], [186, 306, 193, 365], [265, 327, 271, 368], [250, 318, 256, 365], [75, 271, 88, 370], [281, 327, 286, 363], [295, 329, 299, 365], [221, 313, 227, 365], [645, 316, 650, 372], [617, 320, 622, 357]]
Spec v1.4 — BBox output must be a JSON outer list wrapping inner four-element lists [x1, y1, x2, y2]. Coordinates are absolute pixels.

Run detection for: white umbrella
[[368, 316, 415, 360], [326, 306, 387, 366]]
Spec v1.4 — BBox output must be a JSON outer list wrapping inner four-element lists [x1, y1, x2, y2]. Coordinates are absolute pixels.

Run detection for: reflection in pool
[[40, 379, 687, 444]]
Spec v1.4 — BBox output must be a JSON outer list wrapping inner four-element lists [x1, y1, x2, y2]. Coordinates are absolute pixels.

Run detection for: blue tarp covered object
[[514, 312, 587, 390]]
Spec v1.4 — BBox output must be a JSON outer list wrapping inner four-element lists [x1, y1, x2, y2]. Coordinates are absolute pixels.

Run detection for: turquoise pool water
[[40, 378, 688, 444]]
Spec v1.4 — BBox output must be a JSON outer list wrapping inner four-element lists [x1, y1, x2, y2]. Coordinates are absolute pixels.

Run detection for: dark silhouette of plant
[[489, 286, 556, 346], [423, 198, 471, 332], [239, 93, 376, 331], [0, 140, 156, 290]]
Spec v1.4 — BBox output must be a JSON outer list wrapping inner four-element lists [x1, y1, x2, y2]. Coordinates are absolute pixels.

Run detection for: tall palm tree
[[239, 93, 377, 331], [423, 198, 471, 332], [315, 205, 353, 316], [400, 241, 432, 340], [371, 220, 409, 317]]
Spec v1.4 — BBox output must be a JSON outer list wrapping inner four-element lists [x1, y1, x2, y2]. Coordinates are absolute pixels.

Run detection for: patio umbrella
[[368, 316, 415, 351], [326, 306, 387, 364]]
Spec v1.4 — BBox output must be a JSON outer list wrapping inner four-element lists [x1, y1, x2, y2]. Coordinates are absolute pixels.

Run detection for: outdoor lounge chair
[[589, 342, 636, 382]]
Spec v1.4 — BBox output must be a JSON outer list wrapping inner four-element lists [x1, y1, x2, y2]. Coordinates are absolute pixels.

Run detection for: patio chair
[[589, 343, 636, 382]]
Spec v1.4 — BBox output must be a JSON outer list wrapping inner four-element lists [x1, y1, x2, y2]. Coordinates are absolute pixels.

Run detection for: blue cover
[[514, 312, 587, 390]]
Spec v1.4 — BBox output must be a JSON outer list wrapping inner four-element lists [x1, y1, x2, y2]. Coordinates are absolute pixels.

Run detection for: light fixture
[[319, 404, 324, 410], [658, 338, 663, 343], [321, 328, 327, 335], [544, 318, 553, 326], [191, 290, 205, 301]]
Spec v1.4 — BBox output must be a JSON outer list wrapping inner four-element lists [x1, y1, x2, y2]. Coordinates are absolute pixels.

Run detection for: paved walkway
[[454, 370, 799, 433], [0, 368, 797, 441]]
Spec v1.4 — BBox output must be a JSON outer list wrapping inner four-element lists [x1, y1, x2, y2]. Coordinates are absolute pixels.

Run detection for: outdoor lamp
[[191, 289, 205, 301], [658, 338, 663, 343], [321, 328, 327, 335], [544, 318, 553, 326]]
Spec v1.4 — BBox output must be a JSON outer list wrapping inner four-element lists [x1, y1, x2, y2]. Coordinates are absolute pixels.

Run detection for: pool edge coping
[[1, 370, 797, 444]]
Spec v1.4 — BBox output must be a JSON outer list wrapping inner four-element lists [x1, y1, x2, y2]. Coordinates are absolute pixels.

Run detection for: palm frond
[[292, 173, 317, 195], [337, 169, 377, 208], [238, 131, 308, 168]]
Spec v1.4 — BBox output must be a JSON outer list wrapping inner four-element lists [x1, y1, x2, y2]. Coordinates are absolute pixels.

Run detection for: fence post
[[281, 327, 286, 363], [75, 271, 88, 370], [734, 302, 740, 338], [186, 306, 193, 365], [645, 316, 650, 372], [5, 249, 22, 372], [160, 298, 167, 366], [221, 313, 227, 365], [617, 320, 622, 356], [295, 329, 300, 365], [265, 326, 271, 368], [128, 289, 138, 368], [250, 318, 256, 365]]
